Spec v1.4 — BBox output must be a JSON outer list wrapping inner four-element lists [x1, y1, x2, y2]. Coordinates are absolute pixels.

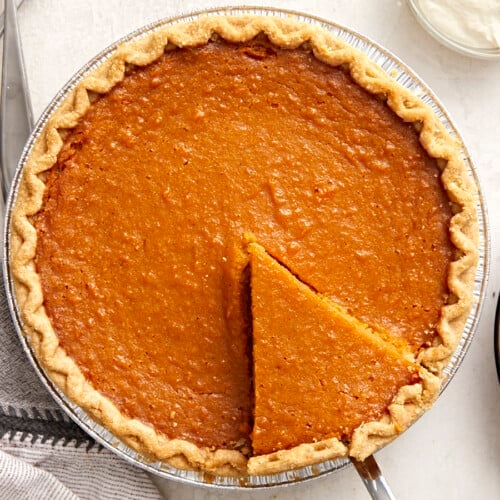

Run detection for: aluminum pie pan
[[2, 5, 490, 491]]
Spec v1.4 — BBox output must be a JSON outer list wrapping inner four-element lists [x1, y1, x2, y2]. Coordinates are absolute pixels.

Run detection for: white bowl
[[408, 0, 500, 60]]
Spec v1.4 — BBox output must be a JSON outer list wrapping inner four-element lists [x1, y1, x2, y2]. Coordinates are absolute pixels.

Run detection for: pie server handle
[[0, 0, 25, 38], [495, 293, 500, 383], [352, 455, 396, 500], [0, 0, 33, 206]]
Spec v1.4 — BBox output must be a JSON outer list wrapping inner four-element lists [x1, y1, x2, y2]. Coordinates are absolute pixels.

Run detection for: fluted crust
[[10, 15, 478, 476]]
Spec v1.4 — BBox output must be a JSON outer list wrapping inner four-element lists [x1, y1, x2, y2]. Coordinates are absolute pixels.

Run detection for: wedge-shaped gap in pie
[[247, 242, 422, 472]]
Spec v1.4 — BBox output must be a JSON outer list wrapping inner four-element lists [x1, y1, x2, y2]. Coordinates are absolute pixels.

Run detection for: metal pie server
[[353, 456, 396, 500], [1, 0, 33, 211]]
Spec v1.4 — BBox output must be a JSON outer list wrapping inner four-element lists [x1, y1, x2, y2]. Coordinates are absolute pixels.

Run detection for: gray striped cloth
[[0, 285, 162, 499]]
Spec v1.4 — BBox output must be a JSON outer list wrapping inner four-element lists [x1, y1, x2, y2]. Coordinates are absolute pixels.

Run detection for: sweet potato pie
[[10, 16, 478, 476]]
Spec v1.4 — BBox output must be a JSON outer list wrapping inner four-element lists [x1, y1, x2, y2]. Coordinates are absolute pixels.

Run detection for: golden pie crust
[[10, 15, 478, 476]]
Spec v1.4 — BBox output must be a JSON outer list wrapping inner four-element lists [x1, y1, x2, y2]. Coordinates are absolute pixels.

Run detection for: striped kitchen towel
[[0, 285, 162, 500]]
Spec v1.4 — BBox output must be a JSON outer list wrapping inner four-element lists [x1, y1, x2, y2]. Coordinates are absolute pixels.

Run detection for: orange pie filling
[[248, 242, 421, 456], [29, 36, 457, 469]]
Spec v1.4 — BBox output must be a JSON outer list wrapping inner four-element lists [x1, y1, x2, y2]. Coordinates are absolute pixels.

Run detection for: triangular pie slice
[[247, 242, 422, 473]]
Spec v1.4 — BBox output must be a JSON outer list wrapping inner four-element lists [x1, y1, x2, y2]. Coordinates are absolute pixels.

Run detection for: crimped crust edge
[[10, 15, 478, 476]]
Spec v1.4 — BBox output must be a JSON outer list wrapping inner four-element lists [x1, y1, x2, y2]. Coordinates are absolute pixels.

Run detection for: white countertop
[[11, 0, 500, 498]]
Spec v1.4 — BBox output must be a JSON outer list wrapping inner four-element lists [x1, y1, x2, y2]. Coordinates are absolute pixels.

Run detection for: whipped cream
[[418, 0, 500, 49]]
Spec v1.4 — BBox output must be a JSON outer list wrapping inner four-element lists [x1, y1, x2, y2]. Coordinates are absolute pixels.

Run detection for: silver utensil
[[0, 0, 33, 206], [353, 456, 396, 500], [495, 294, 500, 383], [0, 0, 25, 38]]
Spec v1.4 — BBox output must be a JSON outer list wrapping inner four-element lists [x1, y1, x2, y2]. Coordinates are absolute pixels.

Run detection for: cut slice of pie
[[247, 242, 435, 474]]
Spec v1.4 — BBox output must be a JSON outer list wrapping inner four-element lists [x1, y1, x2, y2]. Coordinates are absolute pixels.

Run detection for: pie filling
[[31, 36, 454, 461], [248, 242, 421, 455]]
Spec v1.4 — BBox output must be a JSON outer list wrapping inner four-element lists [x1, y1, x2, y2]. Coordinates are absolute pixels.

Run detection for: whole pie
[[10, 15, 478, 476]]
